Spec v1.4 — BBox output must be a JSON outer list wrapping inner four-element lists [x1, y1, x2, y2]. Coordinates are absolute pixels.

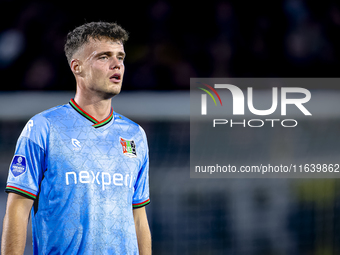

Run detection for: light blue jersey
[[6, 99, 150, 255]]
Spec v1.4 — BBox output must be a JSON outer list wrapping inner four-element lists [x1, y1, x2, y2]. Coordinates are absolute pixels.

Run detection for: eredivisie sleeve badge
[[120, 137, 137, 158]]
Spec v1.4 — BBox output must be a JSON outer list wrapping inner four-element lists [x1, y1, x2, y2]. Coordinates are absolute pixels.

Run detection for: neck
[[73, 92, 112, 122]]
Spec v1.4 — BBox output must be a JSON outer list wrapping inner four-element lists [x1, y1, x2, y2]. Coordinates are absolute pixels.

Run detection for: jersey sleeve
[[5, 115, 49, 200], [132, 127, 150, 209]]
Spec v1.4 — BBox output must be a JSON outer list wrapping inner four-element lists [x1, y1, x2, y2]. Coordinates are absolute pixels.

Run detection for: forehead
[[82, 38, 125, 56]]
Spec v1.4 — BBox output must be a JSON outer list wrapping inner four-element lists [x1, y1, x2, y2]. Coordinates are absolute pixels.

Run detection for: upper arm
[[5, 193, 34, 219], [133, 207, 150, 241], [2, 193, 34, 255], [133, 207, 147, 225]]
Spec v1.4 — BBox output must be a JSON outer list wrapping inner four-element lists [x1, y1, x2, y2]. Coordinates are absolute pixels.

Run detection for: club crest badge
[[10, 155, 27, 177], [120, 137, 137, 158]]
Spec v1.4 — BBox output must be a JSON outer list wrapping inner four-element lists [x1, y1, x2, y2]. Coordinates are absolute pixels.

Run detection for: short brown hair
[[64, 21, 129, 64]]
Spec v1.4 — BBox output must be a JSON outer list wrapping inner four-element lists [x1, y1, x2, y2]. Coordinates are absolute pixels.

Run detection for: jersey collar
[[69, 99, 114, 128]]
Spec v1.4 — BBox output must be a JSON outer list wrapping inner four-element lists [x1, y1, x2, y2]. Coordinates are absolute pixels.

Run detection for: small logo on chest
[[72, 138, 81, 151], [120, 137, 137, 158]]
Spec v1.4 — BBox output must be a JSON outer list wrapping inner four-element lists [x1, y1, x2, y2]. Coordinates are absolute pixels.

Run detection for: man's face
[[76, 38, 125, 98]]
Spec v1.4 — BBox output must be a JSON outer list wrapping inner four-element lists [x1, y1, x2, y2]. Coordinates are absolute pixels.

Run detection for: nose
[[110, 57, 122, 70]]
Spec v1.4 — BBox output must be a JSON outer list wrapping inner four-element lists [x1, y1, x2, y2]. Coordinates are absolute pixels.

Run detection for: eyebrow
[[96, 51, 126, 58]]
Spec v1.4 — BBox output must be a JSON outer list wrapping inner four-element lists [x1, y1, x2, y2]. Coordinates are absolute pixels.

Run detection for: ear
[[70, 59, 82, 75]]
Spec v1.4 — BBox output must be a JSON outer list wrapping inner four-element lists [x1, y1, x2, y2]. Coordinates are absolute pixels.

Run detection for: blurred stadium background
[[1, 0, 340, 254]]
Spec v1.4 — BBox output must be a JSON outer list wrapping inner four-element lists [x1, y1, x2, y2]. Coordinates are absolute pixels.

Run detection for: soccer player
[[1, 22, 151, 255]]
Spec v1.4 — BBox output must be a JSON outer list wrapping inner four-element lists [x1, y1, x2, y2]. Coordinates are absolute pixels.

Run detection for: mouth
[[110, 73, 121, 83]]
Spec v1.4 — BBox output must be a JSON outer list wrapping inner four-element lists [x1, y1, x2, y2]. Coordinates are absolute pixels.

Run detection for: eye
[[99, 55, 108, 60]]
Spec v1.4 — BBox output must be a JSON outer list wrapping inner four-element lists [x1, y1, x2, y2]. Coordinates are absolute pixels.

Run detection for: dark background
[[1, 1, 340, 255], [1, 0, 340, 91]]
